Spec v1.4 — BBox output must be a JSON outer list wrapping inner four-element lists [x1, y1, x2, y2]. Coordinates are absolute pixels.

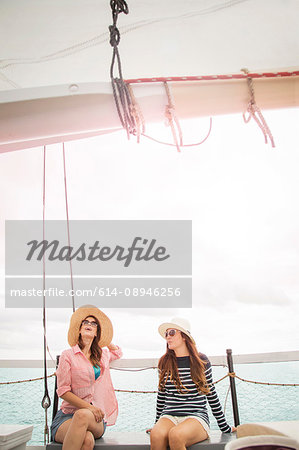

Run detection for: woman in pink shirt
[[50, 305, 122, 450]]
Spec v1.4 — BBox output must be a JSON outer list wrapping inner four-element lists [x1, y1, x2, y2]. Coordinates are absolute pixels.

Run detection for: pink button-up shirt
[[56, 344, 122, 426]]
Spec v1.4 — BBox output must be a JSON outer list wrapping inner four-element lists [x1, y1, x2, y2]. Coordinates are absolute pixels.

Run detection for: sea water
[[0, 362, 298, 446]]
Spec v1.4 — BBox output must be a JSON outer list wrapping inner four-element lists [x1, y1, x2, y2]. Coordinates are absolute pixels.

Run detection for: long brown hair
[[78, 315, 102, 367], [158, 332, 210, 395]]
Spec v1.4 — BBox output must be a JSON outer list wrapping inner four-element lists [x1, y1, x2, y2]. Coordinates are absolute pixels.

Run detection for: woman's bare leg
[[168, 418, 208, 450], [55, 409, 104, 450], [150, 417, 175, 450], [81, 431, 95, 450]]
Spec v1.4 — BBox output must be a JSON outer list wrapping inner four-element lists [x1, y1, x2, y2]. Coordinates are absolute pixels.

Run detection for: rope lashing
[[109, 0, 136, 138], [140, 118, 212, 149], [108, 1, 213, 150], [127, 83, 145, 143], [242, 68, 275, 148], [41, 391, 51, 445], [164, 82, 183, 152], [135, 81, 212, 150]]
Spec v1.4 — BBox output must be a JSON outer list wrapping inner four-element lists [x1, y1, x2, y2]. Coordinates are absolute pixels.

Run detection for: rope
[[233, 373, 299, 387], [0, 1, 251, 72], [126, 80, 213, 150], [0, 374, 56, 385], [223, 385, 231, 414], [127, 84, 145, 143], [163, 82, 183, 152], [213, 373, 230, 384], [1, 369, 298, 388], [115, 389, 157, 394], [112, 366, 156, 372], [41, 146, 51, 445], [242, 68, 275, 148], [62, 143, 75, 313], [141, 118, 212, 148], [109, 0, 136, 138]]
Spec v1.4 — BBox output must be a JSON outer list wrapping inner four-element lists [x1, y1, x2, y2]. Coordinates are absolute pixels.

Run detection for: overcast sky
[[1, 109, 299, 360]]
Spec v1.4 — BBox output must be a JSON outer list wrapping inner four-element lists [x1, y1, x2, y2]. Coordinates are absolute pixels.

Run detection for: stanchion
[[226, 348, 240, 426]]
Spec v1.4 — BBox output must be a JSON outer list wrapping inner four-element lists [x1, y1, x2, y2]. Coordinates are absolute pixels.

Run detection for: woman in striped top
[[149, 318, 236, 450]]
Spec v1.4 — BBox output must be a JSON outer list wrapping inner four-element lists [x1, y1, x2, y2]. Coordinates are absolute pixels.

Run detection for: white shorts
[[160, 415, 210, 437]]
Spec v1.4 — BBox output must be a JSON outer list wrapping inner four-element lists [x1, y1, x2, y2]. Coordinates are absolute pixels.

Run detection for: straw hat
[[158, 317, 195, 344], [68, 305, 113, 348]]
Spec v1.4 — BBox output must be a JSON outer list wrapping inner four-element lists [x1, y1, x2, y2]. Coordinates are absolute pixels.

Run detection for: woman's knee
[[168, 427, 184, 446], [150, 425, 169, 444], [81, 431, 95, 450], [73, 409, 92, 428]]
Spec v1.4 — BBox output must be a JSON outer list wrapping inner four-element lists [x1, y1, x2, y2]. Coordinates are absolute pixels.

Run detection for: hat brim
[[158, 322, 195, 344], [68, 305, 113, 348]]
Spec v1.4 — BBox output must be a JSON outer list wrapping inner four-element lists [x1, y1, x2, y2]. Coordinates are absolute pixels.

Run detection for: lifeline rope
[[242, 68, 275, 147], [2, 370, 297, 387], [112, 366, 156, 372], [41, 146, 51, 445], [109, 0, 136, 138], [232, 373, 299, 387], [0, 374, 56, 385], [62, 143, 75, 313]]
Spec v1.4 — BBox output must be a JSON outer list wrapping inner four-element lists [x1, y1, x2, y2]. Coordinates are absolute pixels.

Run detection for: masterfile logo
[[25, 237, 170, 267], [5, 220, 192, 308]]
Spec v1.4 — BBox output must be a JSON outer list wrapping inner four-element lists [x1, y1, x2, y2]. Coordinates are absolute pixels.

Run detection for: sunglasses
[[81, 319, 98, 328], [165, 329, 178, 338]]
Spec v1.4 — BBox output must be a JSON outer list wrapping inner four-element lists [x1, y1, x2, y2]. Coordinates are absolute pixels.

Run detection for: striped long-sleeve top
[[155, 353, 231, 433]]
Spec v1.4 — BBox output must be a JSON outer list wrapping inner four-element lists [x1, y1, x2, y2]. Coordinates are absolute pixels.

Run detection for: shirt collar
[[73, 344, 82, 354]]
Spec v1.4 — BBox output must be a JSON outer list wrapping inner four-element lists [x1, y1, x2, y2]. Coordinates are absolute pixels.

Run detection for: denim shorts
[[51, 409, 107, 442]]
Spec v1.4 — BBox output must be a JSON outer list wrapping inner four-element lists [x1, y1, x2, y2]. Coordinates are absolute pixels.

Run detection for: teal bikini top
[[93, 365, 101, 380]]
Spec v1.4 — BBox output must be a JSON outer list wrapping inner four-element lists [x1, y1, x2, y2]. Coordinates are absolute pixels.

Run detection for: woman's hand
[[107, 342, 118, 350], [231, 426, 237, 432], [88, 405, 104, 423]]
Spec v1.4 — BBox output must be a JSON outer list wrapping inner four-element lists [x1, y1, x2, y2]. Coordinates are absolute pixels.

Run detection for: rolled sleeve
[[56, 351, 72, 397], [109, 346, 123, 362]]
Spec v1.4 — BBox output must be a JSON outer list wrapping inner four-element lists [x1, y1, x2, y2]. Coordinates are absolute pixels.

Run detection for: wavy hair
[[158, 332, 210, 395], [78, 315, 102, 367]]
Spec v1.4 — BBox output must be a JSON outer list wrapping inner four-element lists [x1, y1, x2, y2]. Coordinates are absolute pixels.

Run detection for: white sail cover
[[0, 0, 299, 151]]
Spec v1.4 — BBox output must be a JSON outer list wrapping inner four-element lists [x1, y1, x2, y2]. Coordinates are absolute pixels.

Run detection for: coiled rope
[[109, 0, 136, 138]]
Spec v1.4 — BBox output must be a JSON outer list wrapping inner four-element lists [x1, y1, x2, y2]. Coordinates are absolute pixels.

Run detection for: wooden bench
[[46, 430, 236, 450]]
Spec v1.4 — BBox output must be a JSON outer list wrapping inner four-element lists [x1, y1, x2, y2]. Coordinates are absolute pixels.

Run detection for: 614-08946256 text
[[9, 286, 182, 298]]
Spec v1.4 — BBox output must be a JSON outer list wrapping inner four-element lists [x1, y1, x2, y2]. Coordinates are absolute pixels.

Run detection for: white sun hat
[[158, 317, 195, 344]]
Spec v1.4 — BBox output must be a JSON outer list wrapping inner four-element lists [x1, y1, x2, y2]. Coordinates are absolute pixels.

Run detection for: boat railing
[[0, 350, 298, 446], [1, 349, 298, 369]]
